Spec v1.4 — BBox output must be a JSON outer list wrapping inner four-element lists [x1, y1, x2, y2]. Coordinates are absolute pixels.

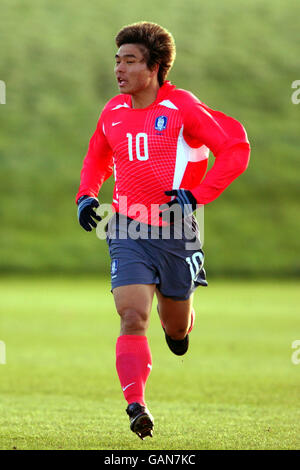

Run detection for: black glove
[[159, 189, 198, 222], [77, 195, 101, 232]]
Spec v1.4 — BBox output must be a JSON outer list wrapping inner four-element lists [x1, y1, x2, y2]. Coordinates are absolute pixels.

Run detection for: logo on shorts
[[111, 259, 119, 276], [155, 115, 168, 131]]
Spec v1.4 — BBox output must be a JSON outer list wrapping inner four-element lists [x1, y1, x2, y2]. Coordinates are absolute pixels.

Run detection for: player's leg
[[113, 283, 155, 439], [156, 289, 195, 356], [149, 223, 206, 355], [156, 288, 194, 340], [113, 283, 155, 336]]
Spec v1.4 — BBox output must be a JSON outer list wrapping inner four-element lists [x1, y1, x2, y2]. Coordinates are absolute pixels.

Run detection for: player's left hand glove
[[159, 189, 198, 222], [77, 195, 101, 232]]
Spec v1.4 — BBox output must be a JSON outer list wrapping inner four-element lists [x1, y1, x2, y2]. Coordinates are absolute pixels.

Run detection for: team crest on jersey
[[155, 115, 168, 131]]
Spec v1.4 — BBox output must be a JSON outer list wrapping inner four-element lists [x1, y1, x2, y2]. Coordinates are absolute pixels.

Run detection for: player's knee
[[118, 306, 149, 334], [165, 325, 188, 340]]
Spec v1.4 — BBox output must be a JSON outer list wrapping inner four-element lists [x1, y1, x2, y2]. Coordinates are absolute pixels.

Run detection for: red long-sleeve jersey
[[76, 81, 250, 225]]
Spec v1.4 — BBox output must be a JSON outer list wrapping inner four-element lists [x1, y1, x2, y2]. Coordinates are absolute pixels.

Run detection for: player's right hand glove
[[77, 195, 101, 232]]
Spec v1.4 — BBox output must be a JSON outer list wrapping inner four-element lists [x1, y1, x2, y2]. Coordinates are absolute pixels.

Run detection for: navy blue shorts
[[105, 214, 207, 301]]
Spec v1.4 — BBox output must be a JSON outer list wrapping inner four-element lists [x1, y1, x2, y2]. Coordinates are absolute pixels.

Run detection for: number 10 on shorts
[[186, 252, 204, 280]]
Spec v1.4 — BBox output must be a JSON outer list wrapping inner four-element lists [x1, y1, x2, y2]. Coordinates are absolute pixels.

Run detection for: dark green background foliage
[[1, 0, 299, 276]]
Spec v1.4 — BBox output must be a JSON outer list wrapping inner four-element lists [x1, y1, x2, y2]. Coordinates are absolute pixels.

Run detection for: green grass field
[[0, 277, 299, 450]]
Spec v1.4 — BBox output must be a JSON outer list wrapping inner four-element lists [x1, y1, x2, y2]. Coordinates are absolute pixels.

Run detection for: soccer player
[[76, 22, 250, 440]]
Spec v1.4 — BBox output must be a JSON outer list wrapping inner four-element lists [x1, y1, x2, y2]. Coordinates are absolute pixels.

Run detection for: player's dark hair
[[115, 22, 176, 86]]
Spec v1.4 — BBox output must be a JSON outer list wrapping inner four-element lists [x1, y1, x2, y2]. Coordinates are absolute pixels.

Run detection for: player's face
[[114, 44, 155, 95]]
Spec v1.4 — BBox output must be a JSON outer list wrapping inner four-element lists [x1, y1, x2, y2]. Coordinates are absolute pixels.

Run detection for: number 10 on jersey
[[127, 133, 149, 161]]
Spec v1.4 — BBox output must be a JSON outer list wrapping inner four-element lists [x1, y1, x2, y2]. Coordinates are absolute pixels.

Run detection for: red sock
[[116, 335, 152, 407]]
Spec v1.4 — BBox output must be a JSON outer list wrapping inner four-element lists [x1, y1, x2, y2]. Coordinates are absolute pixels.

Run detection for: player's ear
[[150, 62, 159, 77]]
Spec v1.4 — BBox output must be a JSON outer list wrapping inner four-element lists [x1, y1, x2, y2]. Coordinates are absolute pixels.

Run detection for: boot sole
[[131, 413, 154, 440]]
